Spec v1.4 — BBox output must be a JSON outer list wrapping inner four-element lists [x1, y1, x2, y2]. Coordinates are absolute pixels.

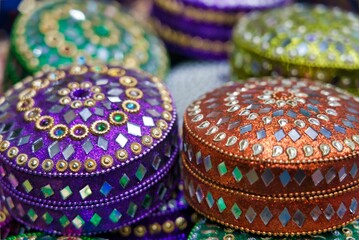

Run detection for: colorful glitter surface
[[188, 218, 359, 240], [0, 63, 180, 235], [182, 77, 359, 236], [231, 4, 359, 93], [5, 0, 168, 87]]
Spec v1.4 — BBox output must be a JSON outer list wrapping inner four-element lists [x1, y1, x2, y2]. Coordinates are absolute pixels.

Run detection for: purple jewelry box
[[151, 0, 291, 59], [0, 64, 180, 235], [110, 183, 196, 239]]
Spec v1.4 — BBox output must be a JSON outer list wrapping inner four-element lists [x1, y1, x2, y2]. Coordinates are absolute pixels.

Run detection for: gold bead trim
[[162, 111, 172, 121], [49, 124, 69, 140], [141, 135, 153, 146], [7, 147, 19, 158], [163, 103, 173, 111], [47, 70, 65, 81], [156, 120, 168, 130], [154, 0, 240, 25], [175, 217, 188, 230], [59, 96, 71, 105], [116, 149, 128, 161], [130, 142, 142, 155], [119, 226, 132, 237], [149, 223, 162, 234], [101, 155, 113, 168], [152, 19, 229, 54], [69, 124, 89, 140], [70, 100, 83, 109], [125, 88, 143, 100], [122, 100, 140, 113], [108, 68, 126, 77], [32, 78, 50, 90], [0, 141, 10, 152], [90, 120, 110, 135], [24, 108, 42, 121], [16, 154, 28, 166], [85, 158, 97, 172], [69, 65, 88, 75], [35, 116, 54, 130], [90, 65, 108, 73], [134, 225, 147, 237], [17, 98, 35, 111], [69, 160, 82, 172], [151, 127, 163, 139], [162, 220, 175, 233], [56, 160, 68, 172], [42, 159, 54, 172], [109, 111, 128, 126], [28, 157, 39, 170], [119, 76, 138, 87], [19, 88, 36, 100]]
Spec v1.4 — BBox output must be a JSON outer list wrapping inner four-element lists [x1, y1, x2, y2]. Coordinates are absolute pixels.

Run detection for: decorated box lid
[[165, 61, 230, 128], [152, 0, 290, 59], [182, 77, 359, 235], [231, 4, 359, 93], [189, 219, 359, 240], [6, 0, 168, 86], [113, 183, 195, 239], [0, 63, 179, 235]]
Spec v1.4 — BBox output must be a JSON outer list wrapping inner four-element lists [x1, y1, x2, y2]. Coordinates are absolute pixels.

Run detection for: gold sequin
[[58, 88, 70, 96], [69, 124, 89, 140], [56, 160, 68, 172], [80, 81, 93, 89], [90, 65, 108, 73], [134, 225, 147, 237], [125, 88, 143, 100], [151, 127, 162, 139], [0, 211, 6, 223], [156, 120, 168, 130], [119, 76, 138, 87], [42, 159, 54, 172], [90, 120, 110, 135], [47, 70, 65, 81], [49, 124, 69, 140], [122, 100, 140, 113], [91, 86, 101, 93], [70, 65, 88, 75], [24, 108, 42, 121], [69, 160, 82, 172], [59, 96, 71, 105], [116, 149, 128, 161], [107, 68, 126, 77], [162, 220, 175, 233], [0, 141, 10, 152], [130, 142, 142, 155], [35, 116, 54, 130], [17, 98, 35, 111], [163, 103, 173, 111], [101, 155, 113, 168], [119, 226, 132, 237], [7, 147, 19, 158], [32, 78, 50, 90], [16, 154, 28, 166], [28, 157, 39, 170], [84, 159, 97, 172], [141, 135, 153, 146], [109, 111, 128, 126], [84, 99, 96, 107], [149, 223, 161, 234], [162, 111, 172, 121], [93, 93, 105, 101], [175, 217, 187, 230], [70, 100, 83, 109], [67, 82, 80, 90], [19, 88, 36, 100]]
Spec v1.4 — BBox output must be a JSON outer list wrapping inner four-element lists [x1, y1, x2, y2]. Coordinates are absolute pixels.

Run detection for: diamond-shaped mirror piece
[[312, 169, 324, 186], [116, 134, 128, 148], [142, 116, 155, 126], [98, 136, 108, 150], [206, 192, 214, 208], [245, 207, 257, 223], [261, 168, 274, 187], [32, 138, 43, 153], [279, 170, 291, 187], [337, 202, 347, 219], [64, 110, 76, 124], [82, 139, 93, 154], [48, 141, 60, 158], [135, 164, 147, 181], [79, 108, 92, 122], [72, 215, 85, 229], [246, 169, 259, 185], [231, 203, 242, 220], [324, 204, 335, 220], [279, 208, 291, 227], [293, 210, 305, 228], [62, 144, 75, 160], [127, 122, 142, 136], [79, 185, 92, 200], [217, 197, 227, 213], [260, 207, 273, 226], [350, 198, 358, 214], [310, 206, 322, 221], [195, 186, 204, 203]]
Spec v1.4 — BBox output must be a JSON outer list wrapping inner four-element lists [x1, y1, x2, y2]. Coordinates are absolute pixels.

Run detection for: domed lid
[[183, 77, 359, 194], [233, 4, 359, 70], [11, 0, 168, 77], [0, 64, 176, 176], [182, 0, 289, 10]]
